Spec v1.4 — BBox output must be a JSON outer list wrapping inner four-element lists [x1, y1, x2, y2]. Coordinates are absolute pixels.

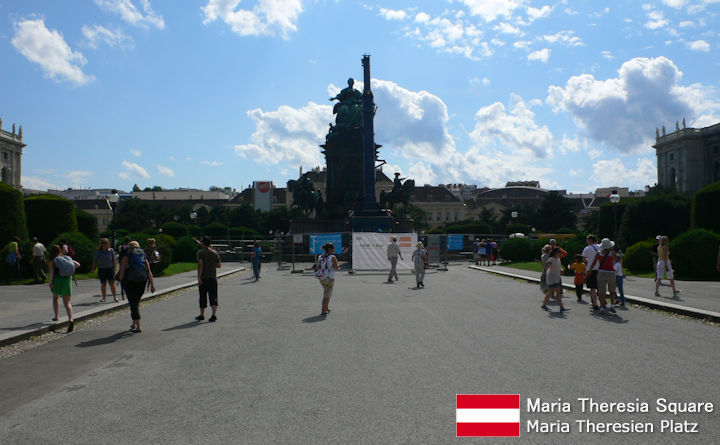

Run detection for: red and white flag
[[456, 394, 520, 437]]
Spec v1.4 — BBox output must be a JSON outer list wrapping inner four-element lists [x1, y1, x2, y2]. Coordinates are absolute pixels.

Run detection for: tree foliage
[[25, 194, 77, 245], [76, 209, 99, 242], [535, 191, 577, 232], [669, 229, 720, 280], [691, 181, 720, 233], [0, 182, 28, 249], [618, 194, 691, 247]]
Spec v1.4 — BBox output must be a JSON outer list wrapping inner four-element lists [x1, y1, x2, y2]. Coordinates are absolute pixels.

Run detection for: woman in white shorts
[[654, 236, 679, 298]]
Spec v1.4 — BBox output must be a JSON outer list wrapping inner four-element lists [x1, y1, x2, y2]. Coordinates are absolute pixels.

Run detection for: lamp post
[[108, 189, 119, 248], [609, 193, 621, 241]]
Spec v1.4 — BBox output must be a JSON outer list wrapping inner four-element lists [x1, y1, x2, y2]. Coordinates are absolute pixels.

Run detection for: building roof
[[74, 199, 112, 211], [412, 185, 462, 203]]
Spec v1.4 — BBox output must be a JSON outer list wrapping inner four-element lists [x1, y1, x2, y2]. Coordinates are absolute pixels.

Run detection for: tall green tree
[[535, 191, 577, 232]]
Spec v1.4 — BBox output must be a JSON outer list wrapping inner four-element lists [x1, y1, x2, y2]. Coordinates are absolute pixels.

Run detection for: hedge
[[445, 221, 492, 234], [76, 209, 99, 242], [618, 194, 691, 247], [25, 194, 77, 245], [161, 221, 188, 239], [0, 182, 28, 250], [669, 229, 720, 280], [498, 238, 534, 262], [229, 226, 260, 239], [174, 236, 200, 263], [691, 181, 720, 233], [203, 222, 228, 238], [50, 232, 95, 274], [624, 240, 655, 274], [188, 224, 203, 238], [128, 232, 174, 275], [505, 223, 530, 235]]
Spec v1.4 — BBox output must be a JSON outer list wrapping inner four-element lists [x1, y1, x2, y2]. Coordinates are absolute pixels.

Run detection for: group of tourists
[[472, 238, 497, 266]]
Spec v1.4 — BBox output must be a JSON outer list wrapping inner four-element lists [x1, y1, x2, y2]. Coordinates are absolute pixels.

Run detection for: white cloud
[[201, 161, 224, 166], [547, 56, 720, 153], [21, 176, 61, 190], [645, 10, 669, 30], [470, 94, 555, 158], [590, 158, 657, 189], [120, 160, 150, 178], [662, 0, 689, 8], [202, 0, 303, 39], [415, 12, 431, 23], [461, 0, 524, 23], [513, 40, 532, 49], [528, 48, 550, 63], [379, 8, 408, 21], [94, 0, 165, 29], [686, 39, 711, 52], [12, 19, 94, 86], [542, 30, 584, 46], [470, 76, 491, 87], [527, 5, 552, 20], [494, 22, 522, 35], [601, 50, 614, 60], [679, 20, 695, 28], [157, 165, 174, 176], [81, 24, 133, 48], [130, 149, 141, 157]]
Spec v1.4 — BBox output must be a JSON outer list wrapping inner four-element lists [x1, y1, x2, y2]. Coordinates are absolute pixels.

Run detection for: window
[[669, 153, 674, 161], [436, 213, 441, 221], [445, 212, 450, 221], [454, 212, 459, 221], [1, 167, 6, 183], [427, 212, 432, 220], [2, 152, 7, 160]]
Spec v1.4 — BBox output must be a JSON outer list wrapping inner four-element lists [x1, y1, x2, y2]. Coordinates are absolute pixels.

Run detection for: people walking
[[655, 236, 679, 298], [412, 241, 428, 288], [614, 247, 626, 306], [145, 238, 161, 278], [6, 235, 22, 281], [116, 237, 131, 300], [251, 241, 262, 281], [315, 242, 339, 315], [117, 241, 155, 333], [90, 238, 118, 302], [31, 237, 47, 283], [472, 238, 480, 265], [386, 236, 403, 283], [567, 254, 586, 302], [196, 236, 221, 322], [582, 235, 601, 310], [539, 244, 552, 294], [588, 238, 618, 314], [541, 247, 568, 313], [48, 244, 80, 332]]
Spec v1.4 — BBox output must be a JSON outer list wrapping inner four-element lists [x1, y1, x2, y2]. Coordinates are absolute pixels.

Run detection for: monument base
[[289, 218, 350, 234], [350, 214, 394, 232]]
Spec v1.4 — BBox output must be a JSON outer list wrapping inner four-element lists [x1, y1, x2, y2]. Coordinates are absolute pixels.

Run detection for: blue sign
[[309, 233, 343, 255], [447, 235, 464, 251]]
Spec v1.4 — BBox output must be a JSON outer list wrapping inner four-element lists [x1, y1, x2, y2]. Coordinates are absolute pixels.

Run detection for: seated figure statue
[[329, 78, 363, 130]]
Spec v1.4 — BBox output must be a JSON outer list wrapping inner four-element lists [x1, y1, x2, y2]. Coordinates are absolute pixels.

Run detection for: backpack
[[54, 255, 76, 278], [314, 254, 329, 279], [126, 248, 148, 283]]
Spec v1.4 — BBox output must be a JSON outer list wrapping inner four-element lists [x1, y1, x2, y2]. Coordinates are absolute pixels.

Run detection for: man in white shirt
[[387, 237, 403, 283], [582, 234, 601, 310], [31, 237, 47, 283]]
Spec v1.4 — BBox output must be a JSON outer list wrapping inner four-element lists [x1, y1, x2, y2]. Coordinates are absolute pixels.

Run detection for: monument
[[289, 55, 414, 233]]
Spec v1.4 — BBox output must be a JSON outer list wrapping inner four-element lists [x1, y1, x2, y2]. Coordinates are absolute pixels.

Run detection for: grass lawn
[[503, 261, 543, 272], [1, 262, 198, 285]]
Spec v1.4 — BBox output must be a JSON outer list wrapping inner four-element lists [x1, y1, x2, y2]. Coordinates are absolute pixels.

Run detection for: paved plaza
[[0, 264, 718, 444]]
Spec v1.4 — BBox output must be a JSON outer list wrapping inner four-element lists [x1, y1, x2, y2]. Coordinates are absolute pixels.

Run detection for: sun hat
[[599, 238, 615, 250], [549, 238, 557, 245], [656, 235, 662, 240], [416, 241, 424, 248]]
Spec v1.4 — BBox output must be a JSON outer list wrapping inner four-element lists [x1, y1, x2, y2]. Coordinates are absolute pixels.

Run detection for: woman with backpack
[[90, 238, 118, 302], [48, 244, 80, 332], [118, 241, 156, 333], [315, 242, 339, 316]]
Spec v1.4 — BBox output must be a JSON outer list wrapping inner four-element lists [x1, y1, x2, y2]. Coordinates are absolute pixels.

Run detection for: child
[[542, 248, 568, 313], [614, 247, 626, 306], [567, 254, 586, 302]]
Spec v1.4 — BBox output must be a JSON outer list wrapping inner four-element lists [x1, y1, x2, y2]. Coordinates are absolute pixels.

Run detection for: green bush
[[188, 224, 203, 237], [498, 238, 535, 262], [50, 232, 95, 274], [76, 209, 99, 242], [598, 201, 630, 240], [174, 236, 200, 262], [229, 226, 260, 239], [25, 195, 77, 245], [161, 221, 188, 239], [505, 223, 530, 235], [203, 222, 228, 238], [691, 181, 720, 233], [445, 221, 492, 234], [624, 240, 655, 273], [0, 182, 28, 250], [0, 239, 34, 281], [619, 194, 691, 247], [554, 227, 576, 234], [669, 229, 720, 280], [561, 235, 587, 260], [532, 238, 551, 258]]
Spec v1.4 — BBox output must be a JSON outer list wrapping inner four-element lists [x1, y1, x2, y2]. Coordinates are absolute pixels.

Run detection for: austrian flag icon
[[456, 394, 521, 437]]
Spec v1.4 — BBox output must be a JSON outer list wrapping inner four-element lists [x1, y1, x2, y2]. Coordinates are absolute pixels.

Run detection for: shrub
[[445, 221, 492, 234], [76, 209, 99, 242], [598, 201, 630, 240], [554, 227, 576, 234], [505, 223, 530, 235], [498, 238, 535, 262], [188, 224, 203, 238], [145, 233, 174, 275], [203, 222, 228, 238], [50, 232, 95, 274], [25, 195, 77, 245], [0, 182, 28, 250], [561, 235, 587, 264], [161, 221, 188, 239], [229, 226, 260, 239], [532, 238, 551, 258], [669, 229, 720, 280], [619, 194, 691, 247], [624, 240, 655, 274], [691, 181, 720, 233], [174, 236, 200, 262]]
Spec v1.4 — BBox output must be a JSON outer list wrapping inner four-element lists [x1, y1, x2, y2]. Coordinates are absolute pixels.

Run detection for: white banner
[[352, 232, 417, 271]]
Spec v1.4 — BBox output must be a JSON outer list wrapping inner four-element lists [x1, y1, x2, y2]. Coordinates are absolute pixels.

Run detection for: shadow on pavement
[[75, 331, 133, 348], [590, 312, 629, 324], [0, 322, 48, 331], [302, 315, 326, 323], [162, 321, 202, 331]]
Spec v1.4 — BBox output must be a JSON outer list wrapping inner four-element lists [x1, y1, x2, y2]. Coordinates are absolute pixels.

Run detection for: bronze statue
[[329, 78, 363, 130], [380, 174, 415, 214], [287, 174, 324, 218]]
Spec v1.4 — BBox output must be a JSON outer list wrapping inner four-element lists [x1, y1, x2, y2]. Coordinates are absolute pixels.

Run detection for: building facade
[[654, 121, 720, 193], [0, 118, 25, 189]]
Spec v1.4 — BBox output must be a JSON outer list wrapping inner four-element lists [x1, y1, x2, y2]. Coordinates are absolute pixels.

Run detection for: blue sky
[[2, 0, 719, 194]]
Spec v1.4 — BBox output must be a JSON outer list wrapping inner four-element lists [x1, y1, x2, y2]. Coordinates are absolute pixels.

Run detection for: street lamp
[[108, 189, 119, 248], [609, 193, 621, 241]]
